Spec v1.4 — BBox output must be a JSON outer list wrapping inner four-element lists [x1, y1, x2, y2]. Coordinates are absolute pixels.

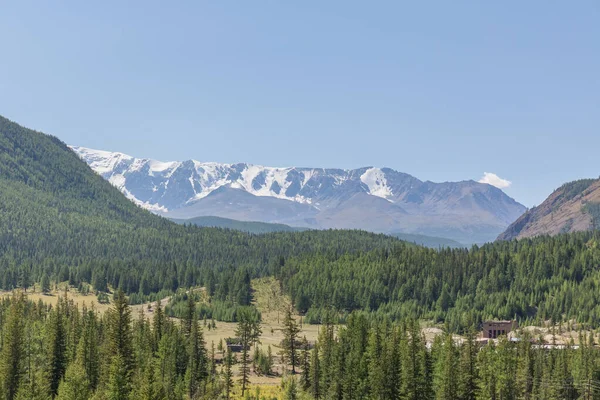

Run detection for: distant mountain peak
[[71, 145, 526, 244]]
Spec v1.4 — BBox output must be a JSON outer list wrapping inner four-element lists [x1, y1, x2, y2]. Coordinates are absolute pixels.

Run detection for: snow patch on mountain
[[361, 167, 393, 199], [71, 146, 132, 174]]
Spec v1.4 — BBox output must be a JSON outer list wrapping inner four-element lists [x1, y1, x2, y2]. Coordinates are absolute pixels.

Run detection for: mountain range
[[71, 146, 526, 244]]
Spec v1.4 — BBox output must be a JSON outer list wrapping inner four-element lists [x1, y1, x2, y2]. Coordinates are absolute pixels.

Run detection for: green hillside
[[4, 115, 600, 333], [0, 116, 401, 303], [170, 215, 307, 234]]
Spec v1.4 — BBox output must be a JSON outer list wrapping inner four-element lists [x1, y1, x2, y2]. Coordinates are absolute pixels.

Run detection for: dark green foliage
[[558, 179, 596, 202], [166, 291, 262, 323], [0, 293, 25, 400], [301, 316, 600, 400], [254, 345, 275, 377], [0, 116, 400, 305], [223, 347, 234, 400], [106, 289, 134, 397], [283, 231, 600, 331], [281, 307, 302, 374], [3, 292, 600, 400], [46, 296, 68, 396]]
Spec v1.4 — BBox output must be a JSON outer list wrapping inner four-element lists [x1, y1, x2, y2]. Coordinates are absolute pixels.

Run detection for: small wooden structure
[[482, 320, 517, 339], [225, 337, 244, 353]]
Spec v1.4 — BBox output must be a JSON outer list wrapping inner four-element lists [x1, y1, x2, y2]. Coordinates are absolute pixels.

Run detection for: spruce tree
[[40, 273, 50, 294], [46, 298, 67, 396], [435, 333, 458, 400], [152, 299, 165, 353], [0, 293, 25, 400], [367, 325, 385, 399], [106, 353, 130, 400], [55, 341, 91, 400], [402, 320, 427, 400], [309, 343, 321, 399], [223, 348, 234, 400], [458, 329, 478, 400], [185, 313, 207, 398], [300, 336, 311, 390], [106, 290, 134, 398], [234, 308, 261, 395], [282, 306, 301, 374]]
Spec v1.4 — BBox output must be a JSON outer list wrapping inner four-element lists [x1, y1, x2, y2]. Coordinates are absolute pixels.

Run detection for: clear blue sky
[[1, 1, 598, 207]]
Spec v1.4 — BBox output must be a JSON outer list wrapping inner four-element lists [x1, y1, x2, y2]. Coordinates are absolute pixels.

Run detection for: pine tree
[[402, 320, 428, 400], [495, 337, 517, 400], [458, 329, 478, 400], [40, 273, 50, 294], [209, 340, 217, 381], [234, 308, 261, 396], [476, 342, 498, 400], [106, 353, 130, 400], [0, 293, 25, 400], [106, 290, 134, 398], [223, 348, 234, 400], [367, 325, 385, 399], [435, 333, 458, 400], [384, 325, 403, 400], [185, 313, 207, 398], [183, 295, 195, 338], [282, 307, 301, 374], [79, 306, 100, 390], [309, 343, 321, 399], [515, 332, 533, 400], [283, 375, 299, 400], [56, 342, 91, 400], [46, 298, 67, 396], [300, 336, 311, 390], [152, 299, 165, 353]]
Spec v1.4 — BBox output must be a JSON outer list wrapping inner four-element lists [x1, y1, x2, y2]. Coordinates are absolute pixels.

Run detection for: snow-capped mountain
[[70, 146, 527, 244]]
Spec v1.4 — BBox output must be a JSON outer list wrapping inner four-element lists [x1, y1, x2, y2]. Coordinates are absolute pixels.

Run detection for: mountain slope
[[71, 146, 526, 243], [498, 178, 600, 241], [0, 115, 403, 296]]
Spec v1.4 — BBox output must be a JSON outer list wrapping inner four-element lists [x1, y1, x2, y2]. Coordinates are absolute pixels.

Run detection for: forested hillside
[[281, 231, 600, 331], [0, 115, 400, 305], [3, 115, 600, 334]]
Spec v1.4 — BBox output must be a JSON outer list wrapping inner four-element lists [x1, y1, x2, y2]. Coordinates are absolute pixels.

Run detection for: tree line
[[5, 291, 600, 400], [280, 231, 600, 331]]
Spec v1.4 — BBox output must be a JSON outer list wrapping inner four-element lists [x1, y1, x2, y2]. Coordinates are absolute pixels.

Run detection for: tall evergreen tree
[[300, 336, 311, 390], [234, 308, 261, 395], [46, 298, 67, 396], [55, 341, 91, 400], [106, 290, 134, 398], [458, 329, 478, 400], [185, 313, 207, 398], [309, 343, 321, 399], [106, 353, 130, 400], [223, 348, 234, 400], [435, 333, 458, 400], [282, 306, 301, 374], [0, 293, 25, 400]]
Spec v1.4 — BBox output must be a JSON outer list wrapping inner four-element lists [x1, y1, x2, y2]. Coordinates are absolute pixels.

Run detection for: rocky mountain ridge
[[71, 146, 526, 244]]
